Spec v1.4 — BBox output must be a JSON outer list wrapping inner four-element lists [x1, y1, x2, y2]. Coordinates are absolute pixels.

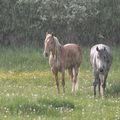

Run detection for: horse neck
[[55, 43, 61, 59], [54, 38, 62, 66]]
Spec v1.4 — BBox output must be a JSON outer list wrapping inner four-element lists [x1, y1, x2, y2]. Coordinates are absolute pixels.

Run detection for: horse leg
[[103, 72, 108, 93], [93, 70, 99, 97], [99, 74, 105, 97], [100, 73, 108, 97], [68, 68, 73, 81], [68, 68, 74, 93], [75, 66, 79, 93], [52, 68, 60, 94], [72, 66, 79, 95], [62, 69, 65, 94], [100, 83, 104, 97], [93, 83, 97, 97], [98, 78, 100, 97], [72, 68, 75, 94]]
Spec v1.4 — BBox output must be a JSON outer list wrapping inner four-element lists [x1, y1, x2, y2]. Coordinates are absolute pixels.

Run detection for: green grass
[[0, 46, 120, 120]]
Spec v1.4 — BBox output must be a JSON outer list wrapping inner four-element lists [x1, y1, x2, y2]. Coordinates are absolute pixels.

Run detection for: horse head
[[96, 46, 108, 73], [43, 32, 56, 57]]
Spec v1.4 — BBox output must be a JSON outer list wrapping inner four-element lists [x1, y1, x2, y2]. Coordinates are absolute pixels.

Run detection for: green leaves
[[0, 0, 120, 46]]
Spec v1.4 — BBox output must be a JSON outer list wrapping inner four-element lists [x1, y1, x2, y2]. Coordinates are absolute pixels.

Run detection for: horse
[[90, 44, 112, 97], [43, 32, 82, 95]]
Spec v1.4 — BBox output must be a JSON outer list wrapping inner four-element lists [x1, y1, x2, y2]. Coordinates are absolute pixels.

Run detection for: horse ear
[[96, 46, 99, 52], [104, 47, 106, 51], [51, 32, 54, 37]]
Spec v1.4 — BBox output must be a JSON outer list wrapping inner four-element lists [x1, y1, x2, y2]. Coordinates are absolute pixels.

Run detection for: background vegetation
[[0, 0, 120, 119], [0, 47, 120, 119], [0, 0, 120, 47]]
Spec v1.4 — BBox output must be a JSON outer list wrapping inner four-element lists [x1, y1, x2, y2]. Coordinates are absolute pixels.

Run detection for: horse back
[[62, 44, 82, 68]]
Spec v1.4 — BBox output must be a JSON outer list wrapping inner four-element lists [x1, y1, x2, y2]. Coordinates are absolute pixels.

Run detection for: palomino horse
[[43, 33, 82, 95], [90, 44, 112, 97]]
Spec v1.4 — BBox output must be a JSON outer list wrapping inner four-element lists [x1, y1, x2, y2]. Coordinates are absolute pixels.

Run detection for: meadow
[[0, 46, 120, 120]]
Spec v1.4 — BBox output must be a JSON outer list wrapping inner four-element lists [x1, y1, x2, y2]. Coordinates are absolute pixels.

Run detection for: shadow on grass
[[106, 80, 120, 97], [1, 98, 75, 117]]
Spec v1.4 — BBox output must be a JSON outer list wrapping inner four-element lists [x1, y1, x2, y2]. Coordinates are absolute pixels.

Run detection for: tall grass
[[0, 46, 49, 72], [0, 46, 120, 120]]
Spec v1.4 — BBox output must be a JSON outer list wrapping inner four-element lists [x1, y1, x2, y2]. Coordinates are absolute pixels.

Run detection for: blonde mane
[[53, 36, 61, 67]]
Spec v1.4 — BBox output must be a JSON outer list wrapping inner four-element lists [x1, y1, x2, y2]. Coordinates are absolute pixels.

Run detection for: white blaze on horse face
[[44, 34, 52, 57], [44, 34, 54, 57], [96, 54, 107, 73]]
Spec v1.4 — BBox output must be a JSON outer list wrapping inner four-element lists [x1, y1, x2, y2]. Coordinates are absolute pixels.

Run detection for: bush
[[0, 0, 120, 47]]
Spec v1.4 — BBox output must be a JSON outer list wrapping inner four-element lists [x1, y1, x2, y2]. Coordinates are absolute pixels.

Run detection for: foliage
[[0, 47, 120, 119], [0, 0, 120, 46]]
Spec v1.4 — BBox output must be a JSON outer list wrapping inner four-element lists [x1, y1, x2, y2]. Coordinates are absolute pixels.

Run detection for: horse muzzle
[[99, 68, 104, 73], [43, 52, 48, 57], [98, 67, 106, 73]]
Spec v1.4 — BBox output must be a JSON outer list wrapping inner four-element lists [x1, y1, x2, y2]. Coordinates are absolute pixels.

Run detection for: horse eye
[[97, 56, 100, 59]]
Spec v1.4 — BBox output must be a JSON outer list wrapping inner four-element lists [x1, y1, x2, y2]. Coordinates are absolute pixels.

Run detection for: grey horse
[[90, 44, 112, 97]]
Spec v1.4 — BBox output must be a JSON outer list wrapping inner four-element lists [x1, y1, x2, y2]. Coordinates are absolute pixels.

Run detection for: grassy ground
[[0, 46, 120, 120]]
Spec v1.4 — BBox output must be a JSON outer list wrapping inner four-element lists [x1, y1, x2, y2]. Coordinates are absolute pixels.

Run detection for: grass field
[[0, 46, 120, 120]]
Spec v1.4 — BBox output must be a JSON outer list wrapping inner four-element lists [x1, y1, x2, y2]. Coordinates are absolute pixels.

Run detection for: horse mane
[[53, 36, 61, 67], [54, 36, 61, 46]]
